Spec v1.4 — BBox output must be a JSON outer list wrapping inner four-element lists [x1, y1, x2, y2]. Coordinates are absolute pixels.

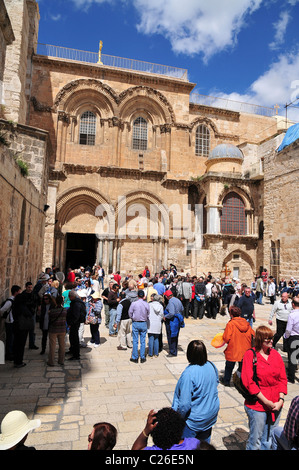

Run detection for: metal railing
[[36, 43, 189, 81], [190, 92, 280, 117]]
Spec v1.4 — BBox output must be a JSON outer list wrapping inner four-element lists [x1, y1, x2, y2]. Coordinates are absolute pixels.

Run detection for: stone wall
[[263, 133, 299, 279]]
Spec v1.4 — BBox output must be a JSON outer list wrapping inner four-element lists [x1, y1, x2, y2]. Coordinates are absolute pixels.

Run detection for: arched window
[[133, 117, 147, 150], [220, 192, 246, 235], [79, 111, 96, 145], [195, 125, 210, 157]]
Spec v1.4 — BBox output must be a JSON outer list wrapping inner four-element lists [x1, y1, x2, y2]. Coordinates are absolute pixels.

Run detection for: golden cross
[[274, 104, 280, 115], [97, 40, 103, 65]]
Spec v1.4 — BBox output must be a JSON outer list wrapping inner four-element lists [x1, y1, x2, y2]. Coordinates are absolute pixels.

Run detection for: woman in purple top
[[131, 408, 200, 450]]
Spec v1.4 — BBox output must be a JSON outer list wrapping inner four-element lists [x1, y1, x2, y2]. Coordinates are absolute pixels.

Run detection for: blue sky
[[37, 0, 299, 119]]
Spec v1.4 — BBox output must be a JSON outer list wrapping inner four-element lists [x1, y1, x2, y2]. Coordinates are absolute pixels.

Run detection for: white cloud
[[208, 52, 299, 120], [133, 0, 263, 60], [269, 10, 290, 50]]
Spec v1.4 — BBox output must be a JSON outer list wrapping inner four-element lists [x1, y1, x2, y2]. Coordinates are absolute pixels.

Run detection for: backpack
[[0, 298, 13, 319], [145, 269, 150, 277], [233, 349, 259, 404]]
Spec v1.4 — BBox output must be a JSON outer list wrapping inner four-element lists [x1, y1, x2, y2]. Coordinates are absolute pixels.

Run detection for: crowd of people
[[0, 262, 298, 451]]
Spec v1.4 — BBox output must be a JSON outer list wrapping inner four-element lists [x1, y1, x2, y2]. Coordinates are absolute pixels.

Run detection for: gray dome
[[208, 144, 243, 161]]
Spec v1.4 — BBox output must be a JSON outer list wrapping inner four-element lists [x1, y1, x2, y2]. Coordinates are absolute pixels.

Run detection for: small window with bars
[[79, 111, 96, 145], [220, 192, 247, 235], [133, 117, 147, 150], [195, 125, 210, 157]]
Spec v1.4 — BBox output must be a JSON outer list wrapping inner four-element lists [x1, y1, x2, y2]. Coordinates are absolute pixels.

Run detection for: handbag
[[233, 349, 259, 404], [86, 307, 98, 325]]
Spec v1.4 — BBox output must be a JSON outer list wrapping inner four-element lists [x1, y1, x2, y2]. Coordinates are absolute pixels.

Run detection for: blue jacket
[[172, 362, 219, 432]]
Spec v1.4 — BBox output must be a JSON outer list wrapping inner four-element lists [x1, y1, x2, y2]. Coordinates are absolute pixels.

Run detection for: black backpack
[[0, 298, 13, 319]]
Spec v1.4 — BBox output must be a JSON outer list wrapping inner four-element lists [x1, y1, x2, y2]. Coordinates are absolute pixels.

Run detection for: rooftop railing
[[36, 43, 189, 81], [190, 92, 281, 117]]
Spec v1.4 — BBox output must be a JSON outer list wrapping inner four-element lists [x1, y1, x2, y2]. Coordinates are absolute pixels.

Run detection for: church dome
[[208, 144, 244, 161]]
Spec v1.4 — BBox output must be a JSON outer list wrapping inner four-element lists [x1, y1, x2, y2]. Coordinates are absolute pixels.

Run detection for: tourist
[[107, 283, 120, 336], [147, 294, 164, 358], [39, 293, 56, 355], [236, 286, 255, 327], [272, 395, 299, 450], [193, 277, 206, 319], [47, 295, 67, 366], [146, 282, 158, 302], [268, 277, 276, 305], [66, 290, 86, 360], [101, 280, 114, 329], [0, 410, 41, 450], [241, 325, 287, 450], [132, 408, 201, 450], [128, 290, 150, 363], [114, 292, 132, 350], [255, 276, 264, 305], [12, 282, 37, 367], [172, 340, 219, 443], [220, 306, 255, 386], [284, 296, 299, 384], [268, 291, 292, 351], [154, 277, 166, 296], [0, 284, 21, 361], [163, 290, 184, 356], [86, 292, 103, 348], [177, 277, 192, 318], [88, 422, 117, 450], [142, 265, 151, 278], [97, 264, 105, 290], [67, 268, 76, 283]]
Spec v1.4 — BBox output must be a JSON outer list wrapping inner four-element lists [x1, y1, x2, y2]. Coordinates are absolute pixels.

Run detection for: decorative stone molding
[[31, 96, 52, 113]]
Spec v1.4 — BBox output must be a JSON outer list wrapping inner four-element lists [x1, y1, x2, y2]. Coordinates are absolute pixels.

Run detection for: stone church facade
[[1, 0, 298, 294]]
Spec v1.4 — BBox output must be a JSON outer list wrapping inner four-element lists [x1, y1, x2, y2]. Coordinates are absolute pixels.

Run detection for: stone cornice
[[33, 55, 196, 92], [203, 233, 259, 245], [49, 162, 198, 189], [190, 102, 240, 120]]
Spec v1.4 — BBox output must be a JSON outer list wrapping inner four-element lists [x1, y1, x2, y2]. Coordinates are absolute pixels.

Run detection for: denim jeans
[[256, 291, 263, 304], [148, 333, 159, 356], [182, 422, 212, 443], [109, 308, 117, 335], [244, 405, 281, 450], [132, 321, 147, 360]]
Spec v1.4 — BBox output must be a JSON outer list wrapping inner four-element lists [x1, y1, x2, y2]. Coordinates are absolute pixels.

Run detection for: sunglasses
[[264, 338, 273, 343]]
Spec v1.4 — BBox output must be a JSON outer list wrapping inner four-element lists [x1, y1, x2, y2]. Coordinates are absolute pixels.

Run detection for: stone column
[[207, 206, 220, 234]]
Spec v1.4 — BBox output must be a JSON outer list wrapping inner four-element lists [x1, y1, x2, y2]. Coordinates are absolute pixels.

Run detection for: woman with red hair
[[241, 325, 287, 450]]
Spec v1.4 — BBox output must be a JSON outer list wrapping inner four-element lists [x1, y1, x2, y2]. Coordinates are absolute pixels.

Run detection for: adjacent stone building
[[1, 0, 298, 292]]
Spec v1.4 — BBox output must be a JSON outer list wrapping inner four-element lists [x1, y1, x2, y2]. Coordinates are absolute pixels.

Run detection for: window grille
[[195, 125, 210, 156], [220, 192, 246, 235], [133, 117, 147, 150], [79, 111, 96, 145]]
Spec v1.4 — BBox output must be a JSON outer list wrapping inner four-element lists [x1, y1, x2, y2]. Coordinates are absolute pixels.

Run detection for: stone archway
[[222, 249, 255, 284]]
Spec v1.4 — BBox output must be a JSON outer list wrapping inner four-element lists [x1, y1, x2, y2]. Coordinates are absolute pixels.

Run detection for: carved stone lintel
[[160, 124, 172, 134]]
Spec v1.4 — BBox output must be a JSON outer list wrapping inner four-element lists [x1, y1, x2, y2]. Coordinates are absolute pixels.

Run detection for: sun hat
[[77, 289, 87, 298], [0, 410, 41, 450], [39, 273, 50, 281], [211, 332, 225, 348], [91, 292, 101, 299]]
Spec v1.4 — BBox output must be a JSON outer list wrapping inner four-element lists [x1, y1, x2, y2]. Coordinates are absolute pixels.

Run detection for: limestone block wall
[[0, 142, 46, 300], [3, 0, 39, 124], [263, 134, 299, 279]]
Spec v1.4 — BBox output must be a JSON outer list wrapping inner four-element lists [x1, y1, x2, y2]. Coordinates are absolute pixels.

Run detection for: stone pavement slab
[[0, 301, 298, 450]]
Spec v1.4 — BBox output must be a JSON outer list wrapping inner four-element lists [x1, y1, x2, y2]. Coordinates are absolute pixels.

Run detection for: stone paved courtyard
[[0, 301, 298, 450]]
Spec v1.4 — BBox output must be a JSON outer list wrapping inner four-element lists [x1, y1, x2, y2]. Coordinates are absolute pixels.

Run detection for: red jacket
[[222, 316, 254, 362], [241, 347, 287, 413]]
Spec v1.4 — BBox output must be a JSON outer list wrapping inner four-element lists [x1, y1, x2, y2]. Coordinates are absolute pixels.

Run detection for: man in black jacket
[[66, 290, 86, 360], [193, 277, 206, 319]]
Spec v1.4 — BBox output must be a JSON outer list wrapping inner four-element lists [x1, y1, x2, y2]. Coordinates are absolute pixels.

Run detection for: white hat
[[91, 291, 101, 299], [39, 273, 50, 281], [0, 410, 41, 450], [77, 289, 87, 298]]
